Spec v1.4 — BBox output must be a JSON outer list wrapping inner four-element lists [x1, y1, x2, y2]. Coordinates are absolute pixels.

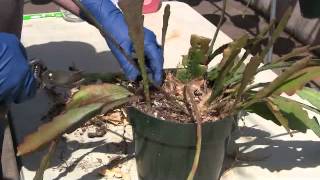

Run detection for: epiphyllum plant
[[17, 0, 320, 179]]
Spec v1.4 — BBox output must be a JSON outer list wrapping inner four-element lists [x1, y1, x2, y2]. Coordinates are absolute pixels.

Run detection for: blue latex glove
[[0, 33, 37, 104], [81, 0, 164, 86]]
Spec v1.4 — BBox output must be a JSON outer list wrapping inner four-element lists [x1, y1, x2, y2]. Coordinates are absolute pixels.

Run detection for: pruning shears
[[30, 59, 126, 89], [30, 59, 84, 88]]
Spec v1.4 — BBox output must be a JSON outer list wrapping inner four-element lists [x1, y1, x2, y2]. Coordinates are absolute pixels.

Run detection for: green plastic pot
[[299, 0, 320, 18], [128, 107, 233, 180]]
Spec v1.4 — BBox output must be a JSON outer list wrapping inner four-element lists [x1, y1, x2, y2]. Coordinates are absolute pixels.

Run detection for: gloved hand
[[0, 33, 37, 104], [81, 0, 164, 86]]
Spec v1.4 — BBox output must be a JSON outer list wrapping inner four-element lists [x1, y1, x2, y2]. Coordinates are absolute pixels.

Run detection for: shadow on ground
[[10, 41, 133, 178], [229, 14, 260, 35], [25, 41, 121, 73], [222, 126, 320, 174], [51, 140, 134, 180], [203, 14, 227, 26]]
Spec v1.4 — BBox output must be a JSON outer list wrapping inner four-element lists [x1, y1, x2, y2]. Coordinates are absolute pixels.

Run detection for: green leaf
[[257, 61, 295, 73], [223, 62, 246, 86], [17, 103, 104, 156], [266, 100, 292, 136], [275, 66, 320, 95], [272, 96, 320, 137], [297, 87, 320, 109], [67, 84, 132, 109], [207, 43, 229, 63], [207, 68, 220, 81], [247, 97, 320, 137], [189, 48, 206, 65], [17, 84, 131, 156], [178, 35, 210, 82], [246, 101, 281, 126], [176, 68, 190, 83], [254, 56, 310, 100], [236, 55, 261, 99], [209, 34, 249, 103]]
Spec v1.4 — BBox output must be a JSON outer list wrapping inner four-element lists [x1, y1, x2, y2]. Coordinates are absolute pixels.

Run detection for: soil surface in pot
[[131, 73, 233, 124]]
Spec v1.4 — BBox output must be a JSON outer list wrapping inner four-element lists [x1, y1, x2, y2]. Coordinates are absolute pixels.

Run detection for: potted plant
[[16, 0, 320, 180]]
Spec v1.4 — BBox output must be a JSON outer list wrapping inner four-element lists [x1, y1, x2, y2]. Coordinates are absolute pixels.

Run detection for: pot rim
[[127, 106, 234, 126]]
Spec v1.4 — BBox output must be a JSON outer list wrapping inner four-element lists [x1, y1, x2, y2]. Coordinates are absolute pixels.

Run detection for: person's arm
[[52, 0, 164, 86], [52, 0, 81, 16], [0, 33, 37, 104], [0, 0, 24, 38]]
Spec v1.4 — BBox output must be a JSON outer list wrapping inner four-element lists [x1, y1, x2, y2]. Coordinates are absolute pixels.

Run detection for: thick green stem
[[162, 5, 171, 49], [206, 0, 227, 57], [118, 0, 150, 104]]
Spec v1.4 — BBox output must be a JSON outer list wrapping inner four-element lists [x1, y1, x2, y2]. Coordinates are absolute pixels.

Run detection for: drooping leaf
[[66, 84, 132, 109], [297, 87, 320, 109], [17, 103, 104, 156], [266, 100, 292, 136], [271, 96, 320, 137], [17, 84, 132, 156], [247, 97, 320, 137], [275, 66, 320, 95], [254, 56, 311, 100]]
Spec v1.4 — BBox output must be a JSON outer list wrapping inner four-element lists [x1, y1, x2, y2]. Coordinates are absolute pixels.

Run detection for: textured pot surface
[[128, 107, 233, 180]]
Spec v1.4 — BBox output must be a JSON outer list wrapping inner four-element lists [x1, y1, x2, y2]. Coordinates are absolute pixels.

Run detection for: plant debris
[[133, 72, 232, 123]]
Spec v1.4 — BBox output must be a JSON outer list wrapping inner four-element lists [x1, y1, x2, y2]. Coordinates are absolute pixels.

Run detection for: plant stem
[[118, 0, 150, 105], [206, 0, 227, 57], [33, 139, 58, 180], [162, 5, 171, 49], [185, 85, 202, 180]]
